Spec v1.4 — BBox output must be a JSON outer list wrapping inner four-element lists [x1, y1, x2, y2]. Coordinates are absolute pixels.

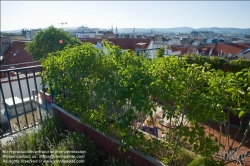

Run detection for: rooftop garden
[[18, 26, 250, 165], [37, 40, 250, 165]]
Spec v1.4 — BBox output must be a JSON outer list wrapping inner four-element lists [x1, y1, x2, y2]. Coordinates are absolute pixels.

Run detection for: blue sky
[[1, 1, 250, 31]]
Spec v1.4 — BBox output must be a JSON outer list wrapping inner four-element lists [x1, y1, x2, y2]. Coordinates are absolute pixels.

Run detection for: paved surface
[[154, 106, 250, 166], [1, 97, 52, 145]]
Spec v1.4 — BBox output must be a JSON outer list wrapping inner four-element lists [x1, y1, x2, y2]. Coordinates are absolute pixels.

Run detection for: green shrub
[[187, 157, 225, 166], [48, 131, 103, 166]]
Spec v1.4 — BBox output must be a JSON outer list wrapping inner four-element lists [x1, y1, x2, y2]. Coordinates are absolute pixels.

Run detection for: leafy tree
[[21, 29, 28, 36], [25, 26, 82, 61], [1, 32, 8, 36], [155, 46, 165, 58]]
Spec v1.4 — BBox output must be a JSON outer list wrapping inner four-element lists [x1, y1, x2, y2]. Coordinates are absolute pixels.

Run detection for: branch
[[238, 121, 250, 148], [173, 112, 185, 154], [227, 109, 230, 149], [230, 118, 243, 149]]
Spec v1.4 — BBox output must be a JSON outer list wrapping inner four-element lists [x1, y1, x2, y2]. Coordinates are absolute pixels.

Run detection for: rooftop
[[212, 43, 250, 56], [1, 41, 40, 70], [80, 38, 152, 51]]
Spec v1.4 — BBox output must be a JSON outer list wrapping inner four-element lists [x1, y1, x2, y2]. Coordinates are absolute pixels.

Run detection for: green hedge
[[183, 55, 250, 73]]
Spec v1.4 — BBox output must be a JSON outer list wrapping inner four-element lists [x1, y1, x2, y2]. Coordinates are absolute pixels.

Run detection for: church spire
[[115, 26, 118, 34]]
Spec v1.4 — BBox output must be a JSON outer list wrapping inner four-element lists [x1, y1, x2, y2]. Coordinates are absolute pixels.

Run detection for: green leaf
[[189, 137, 194, 144], [238, 111, 245, 118], [150, 82, 155, 86], [235, 71, 243, 77], [238, 89, 244, 94], [225, 88, 235, 92]]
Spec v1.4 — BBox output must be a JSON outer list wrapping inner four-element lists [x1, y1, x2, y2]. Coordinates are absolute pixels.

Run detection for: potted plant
[[39, 87, 52, 103]]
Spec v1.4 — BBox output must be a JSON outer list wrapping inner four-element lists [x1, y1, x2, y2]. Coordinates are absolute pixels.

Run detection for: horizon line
[[2, 26, 250, 32]]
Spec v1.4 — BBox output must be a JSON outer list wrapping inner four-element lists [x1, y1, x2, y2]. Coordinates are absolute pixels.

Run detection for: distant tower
[[115, 26, 118, 34], [151, 29, 154, 34], [111, 25, 113, 33]]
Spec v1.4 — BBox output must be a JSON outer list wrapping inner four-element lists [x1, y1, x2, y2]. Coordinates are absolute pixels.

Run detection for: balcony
[[0, 65, 52, 138]]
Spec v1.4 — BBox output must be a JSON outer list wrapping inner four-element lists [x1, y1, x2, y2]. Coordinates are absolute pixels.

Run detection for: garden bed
[[52, 103, 167, 166], [0, 115, 133, 166]]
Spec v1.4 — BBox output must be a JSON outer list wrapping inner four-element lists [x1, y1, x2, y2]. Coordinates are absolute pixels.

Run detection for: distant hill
[[195, 27, 250, 34], [118, 27, 250, 34], [2, 27, 250, 34], [118, 27, 195, 34]]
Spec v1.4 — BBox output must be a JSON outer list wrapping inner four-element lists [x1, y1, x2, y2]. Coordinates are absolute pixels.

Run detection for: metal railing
[[0, 65, 52, 139]]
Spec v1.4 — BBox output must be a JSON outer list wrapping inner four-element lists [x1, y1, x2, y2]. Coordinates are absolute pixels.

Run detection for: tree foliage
[[155, 46, 165, 58], [25, 26, 82, 61], [21, 29, 28, 36], [1, 32, 8, 36], [183, 54, 250, 73], [41, 40, 250, 165]]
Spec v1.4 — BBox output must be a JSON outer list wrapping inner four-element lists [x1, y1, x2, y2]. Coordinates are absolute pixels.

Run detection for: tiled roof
[[171, 46, 189, 54], [229, 43, 249, 49], [197, 45, 215, 55], [1, 41, 40, 70], [212, 43, 249, 56], [80, 38, 152, 51]]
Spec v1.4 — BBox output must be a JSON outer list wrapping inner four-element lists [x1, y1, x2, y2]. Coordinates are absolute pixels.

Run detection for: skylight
[[13, 49, 20, 56]]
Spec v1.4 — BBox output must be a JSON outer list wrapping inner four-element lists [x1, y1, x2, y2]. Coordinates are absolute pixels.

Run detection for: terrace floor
[[0, 98, 52, 144], [9, 109, 51, 132], [155, 108, 250, 166]]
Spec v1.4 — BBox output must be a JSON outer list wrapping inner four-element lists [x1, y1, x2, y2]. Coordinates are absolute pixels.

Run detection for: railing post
[[24, 68, 36, 127], [6, 71, 21, 132], [32, 68, 43, 124], [16, 70, 29, 129], [0, 81, 13, 136]]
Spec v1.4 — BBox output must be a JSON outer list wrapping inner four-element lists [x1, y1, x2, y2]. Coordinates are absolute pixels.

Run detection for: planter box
[[52, 103, 166, 166], [39, 90, 52, 103], [223, 108, 240, 126]]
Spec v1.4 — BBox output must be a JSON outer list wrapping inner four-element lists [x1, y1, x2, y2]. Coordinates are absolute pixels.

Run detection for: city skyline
[[1, 1, 250, 31]]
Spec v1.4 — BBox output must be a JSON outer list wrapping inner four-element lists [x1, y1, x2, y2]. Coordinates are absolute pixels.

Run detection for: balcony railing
[[0, 65, 52, 139]]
